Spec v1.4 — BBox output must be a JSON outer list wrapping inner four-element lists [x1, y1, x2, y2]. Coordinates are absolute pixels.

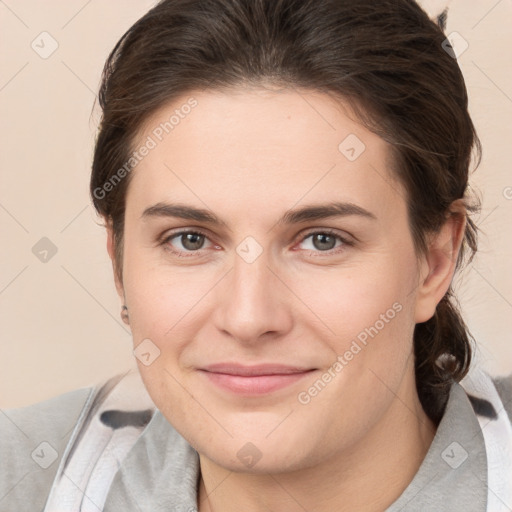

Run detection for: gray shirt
[[1, 371, 511, 511]]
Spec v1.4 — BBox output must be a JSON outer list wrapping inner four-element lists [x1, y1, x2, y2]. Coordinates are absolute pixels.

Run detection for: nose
[[212, 246, 293, 346]]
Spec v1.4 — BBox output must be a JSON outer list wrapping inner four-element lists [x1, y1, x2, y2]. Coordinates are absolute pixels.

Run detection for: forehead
[[126, 87, 405, 223]]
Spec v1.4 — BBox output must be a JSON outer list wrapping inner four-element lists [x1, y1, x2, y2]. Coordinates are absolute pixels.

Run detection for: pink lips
[[198, 363, 316, 395]]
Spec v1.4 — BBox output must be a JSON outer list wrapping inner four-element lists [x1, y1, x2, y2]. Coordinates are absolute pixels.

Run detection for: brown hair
[[90, 0, 481, 424]]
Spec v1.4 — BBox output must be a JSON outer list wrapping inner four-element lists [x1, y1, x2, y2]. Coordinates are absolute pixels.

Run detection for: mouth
[[198, 363, 317, 395]]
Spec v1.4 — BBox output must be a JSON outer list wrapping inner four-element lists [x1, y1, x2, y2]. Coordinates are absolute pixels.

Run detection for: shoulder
[[0, 384, 97, 511], [2, 385, 95, 441], [0, 370, 157, 511], [492, 372, 512, 422]]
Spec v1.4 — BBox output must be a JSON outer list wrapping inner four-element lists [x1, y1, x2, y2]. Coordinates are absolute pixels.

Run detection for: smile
[[198, 364, 317, 395]]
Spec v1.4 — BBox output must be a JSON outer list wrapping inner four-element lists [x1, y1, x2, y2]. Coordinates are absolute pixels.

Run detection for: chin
[[193, 422, 324, 475], [202, 443, 316, 475]]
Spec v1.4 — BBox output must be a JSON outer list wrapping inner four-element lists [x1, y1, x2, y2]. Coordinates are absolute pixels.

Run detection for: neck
[[197, 374, 437, 512]]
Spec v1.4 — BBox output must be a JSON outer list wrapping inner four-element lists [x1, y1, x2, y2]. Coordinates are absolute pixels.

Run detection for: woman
[[1, 0, 511, 510]]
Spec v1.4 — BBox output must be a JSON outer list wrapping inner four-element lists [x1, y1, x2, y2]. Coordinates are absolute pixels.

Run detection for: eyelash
[[159, 228, 354, 258]]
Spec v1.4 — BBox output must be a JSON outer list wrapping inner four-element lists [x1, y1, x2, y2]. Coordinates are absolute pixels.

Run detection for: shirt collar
[[386, 381, 487, 511], [104, 381, 487, 511]]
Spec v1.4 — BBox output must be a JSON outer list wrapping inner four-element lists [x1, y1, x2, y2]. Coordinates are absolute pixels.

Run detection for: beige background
[[0, 0, 511, 408]]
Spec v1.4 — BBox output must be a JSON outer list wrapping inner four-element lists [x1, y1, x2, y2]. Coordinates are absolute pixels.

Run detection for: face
[[115, 86, 431, 473]]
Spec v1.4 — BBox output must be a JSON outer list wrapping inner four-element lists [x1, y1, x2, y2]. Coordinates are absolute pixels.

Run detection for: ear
[[414, 199, 466, 323], [106, 220, 125, 301]]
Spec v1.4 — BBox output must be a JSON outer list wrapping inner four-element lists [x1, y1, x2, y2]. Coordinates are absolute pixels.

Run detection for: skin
[[106, 86, 466, 512]]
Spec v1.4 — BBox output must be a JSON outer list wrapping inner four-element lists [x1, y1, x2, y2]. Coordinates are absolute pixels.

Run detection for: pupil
[[314, 233, 335, 250], [180, 233, 336, 251], [183, 233, 204, 250]]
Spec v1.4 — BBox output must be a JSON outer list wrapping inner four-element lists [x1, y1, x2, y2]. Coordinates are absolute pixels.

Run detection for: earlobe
[[414, 201, 467, 324]]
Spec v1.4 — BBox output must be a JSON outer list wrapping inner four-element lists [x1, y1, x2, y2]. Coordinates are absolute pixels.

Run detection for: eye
[[296, 230, 353, 255], [160, 228, 353, 258], [161, 229, 216, 257]]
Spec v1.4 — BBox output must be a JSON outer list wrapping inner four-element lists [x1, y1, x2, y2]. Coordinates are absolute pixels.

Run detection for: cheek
[[124, 233, 418, 359], [122, 263, 212, 418], [124, 265, 210, 347], [288, 262, 417, 448], [294, 252, 415, 340], [119, 232, 420, 468], [292, 250, 419, 409]]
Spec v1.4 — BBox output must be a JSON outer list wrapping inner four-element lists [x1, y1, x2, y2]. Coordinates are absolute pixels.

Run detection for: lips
[[198, 363, 316, 395]]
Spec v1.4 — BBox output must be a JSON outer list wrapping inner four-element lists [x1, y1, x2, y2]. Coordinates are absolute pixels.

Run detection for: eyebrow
[[141, 201, 377, 228]]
